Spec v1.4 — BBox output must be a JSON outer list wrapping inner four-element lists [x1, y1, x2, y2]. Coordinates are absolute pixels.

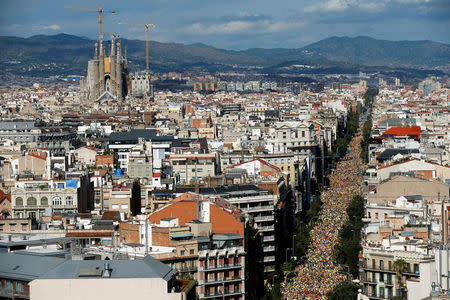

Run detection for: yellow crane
[[119, 21, 156, 78], [63, 5, 116, 53]]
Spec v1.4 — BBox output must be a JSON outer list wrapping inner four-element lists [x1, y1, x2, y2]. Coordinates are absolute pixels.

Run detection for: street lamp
[[292, 234, 296, 258], [286, 248, 291, 262]]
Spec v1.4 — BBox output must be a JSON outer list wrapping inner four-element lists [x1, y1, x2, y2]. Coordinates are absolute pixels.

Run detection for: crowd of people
[[281, 135, 365, 299]]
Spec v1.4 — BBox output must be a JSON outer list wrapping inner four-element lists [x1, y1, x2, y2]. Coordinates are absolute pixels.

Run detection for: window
[[121, 204, 128, 209], [52, 197, 62, 206], [372, 259, 376, 268], [112, 204, 119, 209], [180, 250, 185, 256], [379, 272, 384, 282], [15, 197, 23, 206], [414, 263, 419, 274], [388, 261, 392, 271], [66, 196, 73, 206], [27, 197, 37, 206], [379, 260, 384, 270], [5, 280, 12, 290], [302, 131, 305, 137], [16, 281, 24, 292], [190, 249, 194, 255], [40, 197, 48, 206]]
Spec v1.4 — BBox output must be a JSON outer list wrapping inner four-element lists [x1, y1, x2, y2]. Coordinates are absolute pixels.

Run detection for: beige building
[[11, 184, 78, 219], [0, 218, 31, 232], [0, 252, 189, 300], [11, 154, 49, 179], [198, 126, 216, 139], [374, 159, 450, 183], [367, 175, 450, 205], [108, 188, 132, 215], [73, 146, 97, 167], [170, 154, 216, 184], [362, 246, 433, 299], [128, 143, 153, 179]]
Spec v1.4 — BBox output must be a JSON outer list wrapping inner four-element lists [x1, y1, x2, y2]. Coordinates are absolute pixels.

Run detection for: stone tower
[[83, 37, 129, 101]]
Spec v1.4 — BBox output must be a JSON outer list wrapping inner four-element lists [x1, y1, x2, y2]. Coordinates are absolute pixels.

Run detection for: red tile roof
[[379, 126, 421, 139]]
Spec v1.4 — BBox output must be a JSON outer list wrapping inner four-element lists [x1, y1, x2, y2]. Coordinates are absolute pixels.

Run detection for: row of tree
[[326, 195, 365, 299], [334, 111, 360, 158], [360, 88, 378, 163], [334, 194, 365, 277], [262, 198, 323, 300]]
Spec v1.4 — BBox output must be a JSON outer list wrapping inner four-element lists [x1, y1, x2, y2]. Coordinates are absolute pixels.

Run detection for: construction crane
[[64, 5, 116, 54], [119, 21, 156, 78]]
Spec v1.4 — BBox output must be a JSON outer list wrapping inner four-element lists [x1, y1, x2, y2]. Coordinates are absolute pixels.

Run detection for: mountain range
[[0, 33, 448, 76]]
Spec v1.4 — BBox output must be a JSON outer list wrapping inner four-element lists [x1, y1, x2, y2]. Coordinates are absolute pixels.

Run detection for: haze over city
[[1, 0, 449, 49]]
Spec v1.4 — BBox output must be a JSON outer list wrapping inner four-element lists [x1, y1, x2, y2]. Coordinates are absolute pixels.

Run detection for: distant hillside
[[301, 36, 450, 68], [0, 33, 448, 76]]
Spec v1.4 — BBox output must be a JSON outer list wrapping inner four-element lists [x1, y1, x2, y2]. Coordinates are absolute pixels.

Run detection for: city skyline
[[0, 0, 448, 50]]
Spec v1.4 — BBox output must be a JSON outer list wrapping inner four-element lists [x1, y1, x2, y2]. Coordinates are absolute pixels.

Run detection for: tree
[[334, 195, 365, 277], [261, 282, 282, 300], [393, 259, 408, 298], [327, 282, 360, 300]]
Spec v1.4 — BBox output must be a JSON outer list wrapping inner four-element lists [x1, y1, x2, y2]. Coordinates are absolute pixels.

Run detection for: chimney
[[195, 184, 200, 194], [102, 262, 111, 278]]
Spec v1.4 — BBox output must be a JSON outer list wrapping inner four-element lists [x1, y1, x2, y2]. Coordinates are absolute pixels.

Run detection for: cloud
[[185, 18, 305, 35], [396, 0, 432, 3], [3, 24, 23, 31], [32, 24, 61, 31], [303, 0, 386, 13]]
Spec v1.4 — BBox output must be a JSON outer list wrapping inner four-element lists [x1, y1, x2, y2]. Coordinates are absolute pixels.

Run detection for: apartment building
[[128, 143, 153, 179], [170, 154, 216, 184], [197, 234, 246, 300], [11, 181, 78, 219], [183, 185, 277, 274], [266, 121, 317, 154], [361, 245, 433, 299]]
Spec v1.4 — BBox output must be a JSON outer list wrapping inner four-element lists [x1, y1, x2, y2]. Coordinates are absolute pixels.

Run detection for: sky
[[0, 0, 449, 50]]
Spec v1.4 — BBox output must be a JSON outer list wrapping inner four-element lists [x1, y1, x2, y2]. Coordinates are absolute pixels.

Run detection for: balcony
[[263, 246, 276, 252], [363, 266, 395, 274], [226, 195, 274, 204], [264, 256, 276, 262], [242, 205, 273, 213], [201, 263, 242, 271], [255, 215, 274, 222], [0, 288, 29, 299], [364, 277, 377, 285], [178, 266, 198, 273], [200, 276, 243, 285], [223, 289, 244, 296], [259, 225, 275, 232], [201, 291, 223, 299], [200, 289, 244, 299], [263, 235, 275, 242]]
